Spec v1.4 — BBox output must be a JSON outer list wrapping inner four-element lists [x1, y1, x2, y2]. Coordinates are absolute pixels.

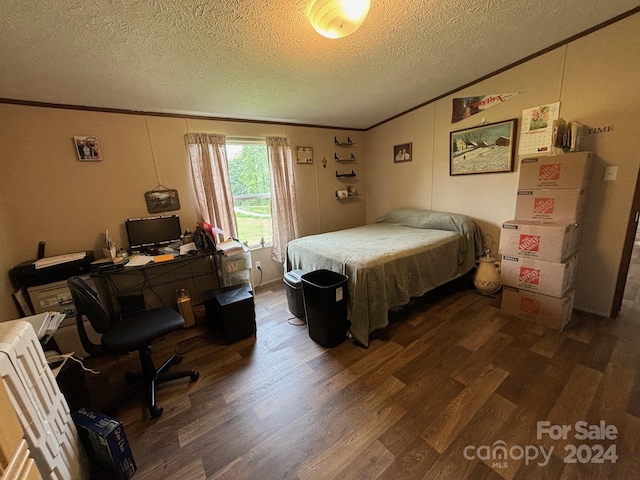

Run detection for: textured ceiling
[[0, 0, 638, 129]]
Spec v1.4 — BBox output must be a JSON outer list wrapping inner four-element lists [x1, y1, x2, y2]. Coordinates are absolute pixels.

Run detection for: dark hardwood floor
[[83, 256, 640, 479]]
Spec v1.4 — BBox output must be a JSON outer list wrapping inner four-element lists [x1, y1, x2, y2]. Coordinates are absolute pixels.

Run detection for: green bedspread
[[286, 209, 484, 347]]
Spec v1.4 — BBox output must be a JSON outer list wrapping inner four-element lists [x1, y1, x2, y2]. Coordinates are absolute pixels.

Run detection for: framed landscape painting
[[450, 119, 517, 176]]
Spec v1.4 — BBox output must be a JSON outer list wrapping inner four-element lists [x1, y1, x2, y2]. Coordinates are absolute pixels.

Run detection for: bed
[[285, 208, 484, 347]]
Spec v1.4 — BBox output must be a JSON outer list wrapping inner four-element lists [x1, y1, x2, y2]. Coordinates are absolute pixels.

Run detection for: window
[[225, 140, 272, 247]]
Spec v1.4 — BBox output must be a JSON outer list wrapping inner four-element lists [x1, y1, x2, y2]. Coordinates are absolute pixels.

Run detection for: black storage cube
[[301, 269, 349, 347], [203, 283, 256, 344], [283, 269, 306, 318]]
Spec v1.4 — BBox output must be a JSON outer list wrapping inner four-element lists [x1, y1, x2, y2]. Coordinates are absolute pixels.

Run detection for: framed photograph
[[144, 189, 181, 213], [394, 143, 412, 163], [296, 146, 313, 164], [450, 119, 517, 176], [73, 136, 102, 161]]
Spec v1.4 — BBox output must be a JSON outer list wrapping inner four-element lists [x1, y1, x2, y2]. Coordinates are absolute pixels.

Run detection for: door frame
[[611, 168, 640, 317]]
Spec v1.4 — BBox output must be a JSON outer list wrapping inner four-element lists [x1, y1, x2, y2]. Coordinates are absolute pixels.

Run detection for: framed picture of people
[[73, 136, 102, 161], [394, 143, 412, 163]]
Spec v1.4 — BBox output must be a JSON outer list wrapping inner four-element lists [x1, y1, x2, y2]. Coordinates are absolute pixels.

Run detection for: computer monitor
[[125, 215, 182, 252]]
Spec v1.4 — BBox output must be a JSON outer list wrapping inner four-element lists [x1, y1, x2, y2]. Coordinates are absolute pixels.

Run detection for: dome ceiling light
[[309, 0, 371, 39]]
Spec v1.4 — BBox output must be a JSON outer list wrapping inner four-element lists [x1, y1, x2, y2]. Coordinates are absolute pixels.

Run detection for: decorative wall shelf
[[335, 186, 360, 199], [335, 153, 356, 162], [333, 135, 362, 203], [336, 170, 356, 178], [334, 136, 355, 146]]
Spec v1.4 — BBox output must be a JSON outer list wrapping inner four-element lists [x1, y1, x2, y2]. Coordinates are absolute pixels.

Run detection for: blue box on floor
[[71, 408, 136, 480]]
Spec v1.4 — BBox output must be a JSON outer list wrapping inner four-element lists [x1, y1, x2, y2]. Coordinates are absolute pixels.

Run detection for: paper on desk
[[179, 242, 197, 255], [216, 238, 245, 256], [34, 252, 86, 269], [125, 255, 154, 267]]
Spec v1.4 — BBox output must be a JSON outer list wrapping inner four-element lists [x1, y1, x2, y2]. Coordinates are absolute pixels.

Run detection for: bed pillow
[[375, 208, 484, 260], [375, 208, 465, 232]]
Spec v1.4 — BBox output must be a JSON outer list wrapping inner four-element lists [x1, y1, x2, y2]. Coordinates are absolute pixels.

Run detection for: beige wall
[[0, 109, 365, 320], [1, 13, 638, 321], [365, 13, 640, 317], [0, 194, 20, 320]]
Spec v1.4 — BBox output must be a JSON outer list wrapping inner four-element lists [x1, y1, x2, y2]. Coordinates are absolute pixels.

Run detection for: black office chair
[[67, 276, 199, 418]]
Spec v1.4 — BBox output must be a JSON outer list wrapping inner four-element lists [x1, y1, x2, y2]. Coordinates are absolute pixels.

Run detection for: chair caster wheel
[[173, 355, 182, 365], [150, 404, 163, 418], [190, 371, 200, 382]]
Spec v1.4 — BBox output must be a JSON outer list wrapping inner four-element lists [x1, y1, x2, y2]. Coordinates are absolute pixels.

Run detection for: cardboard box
[[518, 152, 592, 189], [71, 408, 136, 480], [498, 219, 580, 262], [500, 254, 578, 298], [501, 286, 575, 329], [515, 188, 586, 222]]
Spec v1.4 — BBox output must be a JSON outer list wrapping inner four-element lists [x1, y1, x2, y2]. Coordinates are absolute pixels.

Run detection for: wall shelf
[[335, 192, 360, 199], [335, 153, 356, 162], [333, 135, 362, 202], [336, 170, 356, 178], [334, 136, 355, 146], [335, 186, 360, 199]]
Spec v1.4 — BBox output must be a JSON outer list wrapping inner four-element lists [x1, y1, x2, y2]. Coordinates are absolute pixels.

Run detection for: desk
[[94, 252, 218, 318]]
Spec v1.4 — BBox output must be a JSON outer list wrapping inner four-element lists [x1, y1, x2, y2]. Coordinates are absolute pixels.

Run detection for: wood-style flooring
[[82, 262, 640, 479]]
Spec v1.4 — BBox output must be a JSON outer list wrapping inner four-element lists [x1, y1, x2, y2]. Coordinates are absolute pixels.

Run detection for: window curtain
[[266, 136, 299, 263], [185, 132, 238, 239]]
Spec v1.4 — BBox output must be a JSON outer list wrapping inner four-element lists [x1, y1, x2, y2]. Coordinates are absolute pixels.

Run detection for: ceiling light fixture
[[309, 0, 371, 39]]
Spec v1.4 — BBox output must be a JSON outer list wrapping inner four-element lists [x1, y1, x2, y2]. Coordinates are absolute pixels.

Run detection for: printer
[[10, 251, 95, 290], [9, 251, 99, 357]]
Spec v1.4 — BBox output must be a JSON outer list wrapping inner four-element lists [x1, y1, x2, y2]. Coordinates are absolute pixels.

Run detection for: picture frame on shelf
[[296, 146, 313, 164], [450, 118, 517, 176], [394, 143, 412, 163]]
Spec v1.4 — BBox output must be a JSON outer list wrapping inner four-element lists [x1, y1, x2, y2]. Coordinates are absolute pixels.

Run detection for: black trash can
[[283, 269, 306, 318], [301, 269, 349, 347]]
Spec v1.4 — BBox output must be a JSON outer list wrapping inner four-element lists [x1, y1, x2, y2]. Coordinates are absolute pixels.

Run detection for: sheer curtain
[[266, 136, 299, 263], [185, 132, 238, 239]]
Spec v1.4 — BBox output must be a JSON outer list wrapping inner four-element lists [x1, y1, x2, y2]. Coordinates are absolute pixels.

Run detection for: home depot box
[[72, 408, 136, 480], [500, 254, 578, 298], [518, 152, 592, 189], [498, 219, 580, 262], [501, 286, 575, 329], [515, 188, 587, 222]]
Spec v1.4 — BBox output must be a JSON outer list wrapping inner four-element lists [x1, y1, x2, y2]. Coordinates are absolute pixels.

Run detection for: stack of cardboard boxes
[[498, 152, 592, 329]]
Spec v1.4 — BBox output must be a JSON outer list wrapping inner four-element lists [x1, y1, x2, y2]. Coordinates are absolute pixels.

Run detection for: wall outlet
[[255, 261, 262, 270], [604, 166, 618, 181]]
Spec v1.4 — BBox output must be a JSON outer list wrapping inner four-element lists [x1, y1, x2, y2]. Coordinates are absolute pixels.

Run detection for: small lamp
[[309, 0, 371, 39]]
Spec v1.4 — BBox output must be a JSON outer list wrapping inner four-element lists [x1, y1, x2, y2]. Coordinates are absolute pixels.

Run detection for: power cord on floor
[[174, 334, 210, 355], [287, 316, 306, 326]]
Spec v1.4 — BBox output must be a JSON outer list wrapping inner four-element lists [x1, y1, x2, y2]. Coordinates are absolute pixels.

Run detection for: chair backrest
[[67, 276, 113, 334]]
